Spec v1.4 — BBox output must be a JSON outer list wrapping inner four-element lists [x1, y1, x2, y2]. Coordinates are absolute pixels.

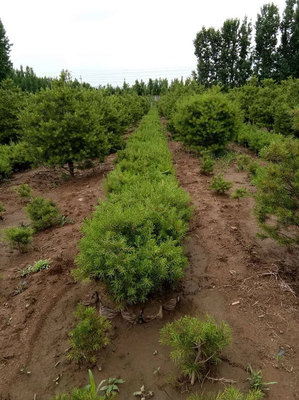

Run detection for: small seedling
[[68, 303, 111, 363], [25, 196, 61, 231], [2, 226, 34, 252], [20, 259, 51, 277], [14, 184, 34, 201], [246, 161, 260, 177], [0, 202, 4, 220], [210, 174, 232, 194], [14, 281, 27, 295], [236, 154, 251, 171], [160, 315, 231, 384], [230, 187, 249, 199], [200, 154, 215, 175], [247, 365, 277, 392]]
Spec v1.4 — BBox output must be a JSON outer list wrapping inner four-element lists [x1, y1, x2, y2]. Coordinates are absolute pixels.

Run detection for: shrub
[[237, 124, 284, 154], [14, 183, 34, 200], [254, 139, 299, 246], [2, 226, 34, 252], [8, 141, 39, 172], [188, 387, 264, 400], [210, 174, 233, 194], [68, 304, 111, 364], [19, 73, 110, 176], [160, 315, 231, 384], [20, 259, 51, 277], [74, 110, 191, 304], [291, 107, 299, 137], [171, 93, 240, 154], [0, 80, 27, 145], [25, 196, 61, 231], [200, 153, 215, 175]]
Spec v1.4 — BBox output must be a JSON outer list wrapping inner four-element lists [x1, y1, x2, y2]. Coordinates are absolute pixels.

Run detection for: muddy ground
[[0, 126, 298, 400]]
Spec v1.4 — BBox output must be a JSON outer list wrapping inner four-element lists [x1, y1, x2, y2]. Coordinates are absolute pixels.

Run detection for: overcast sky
[[2, 0, 287, 86]]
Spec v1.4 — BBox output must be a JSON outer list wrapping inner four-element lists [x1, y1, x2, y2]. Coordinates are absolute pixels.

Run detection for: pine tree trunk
[[68, 161, 74, 176]]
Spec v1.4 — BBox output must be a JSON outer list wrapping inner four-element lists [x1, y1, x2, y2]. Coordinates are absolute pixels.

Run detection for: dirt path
[[0, 126, 298, 399], [167, 137, 299, 399]]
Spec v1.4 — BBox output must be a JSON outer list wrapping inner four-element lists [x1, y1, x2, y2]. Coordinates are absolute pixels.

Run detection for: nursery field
[[0, 113, 298, 400]]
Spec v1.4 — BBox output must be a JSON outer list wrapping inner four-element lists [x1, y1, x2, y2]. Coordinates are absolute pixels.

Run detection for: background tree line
[[0, 17, 169, 96], [194, 0, 299, 87]]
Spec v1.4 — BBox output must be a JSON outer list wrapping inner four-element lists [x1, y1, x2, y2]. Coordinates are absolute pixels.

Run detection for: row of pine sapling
[[54, 109, 275, 400]]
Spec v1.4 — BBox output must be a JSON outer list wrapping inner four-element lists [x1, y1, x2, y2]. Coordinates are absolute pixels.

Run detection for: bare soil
[[0, 129, 298, 400]]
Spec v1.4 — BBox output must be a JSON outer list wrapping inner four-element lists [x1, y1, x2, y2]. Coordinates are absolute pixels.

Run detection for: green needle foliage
[[68, 304, 111, 364], [254, 139, 299, 245], [19, 72, 109, 176], [210, 174, 233, 194], [200, 153, 215, 175], [14, 183, 34, 201], [236, 154, 252, 171], [188, 386, 264, 400], [230, 187, 249, 199], [25, 196, 61, 231], [160, 315, 232, 384], [2, 226, 34, 252], [0, 202, 4, 218], [171, 93, 240, 154], [74, 109, 191, 304]]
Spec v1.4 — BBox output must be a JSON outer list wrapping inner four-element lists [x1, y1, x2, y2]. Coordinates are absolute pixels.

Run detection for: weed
[[60, 215, 75, 226], [14, 281, 27, 295], [98, 377, 124, 399], [210, 174, 232, 194], [68, 304, 111, 364], [20, 259, 51, 277], [247, 365, 277, 393], [2, 225, 34, 252], [160, 315, 231, 384], [51, 369, 124, 399]]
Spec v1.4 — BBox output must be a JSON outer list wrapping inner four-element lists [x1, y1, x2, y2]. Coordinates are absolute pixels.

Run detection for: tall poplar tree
[[254, 3, 280, 79], [290, 0, 299, 77], [236, 17, 253, 85], [0, 19, 12, 82], [278, 0, 297, 79], [194, 27, 222, 86], [194, 18, 252, 88]]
